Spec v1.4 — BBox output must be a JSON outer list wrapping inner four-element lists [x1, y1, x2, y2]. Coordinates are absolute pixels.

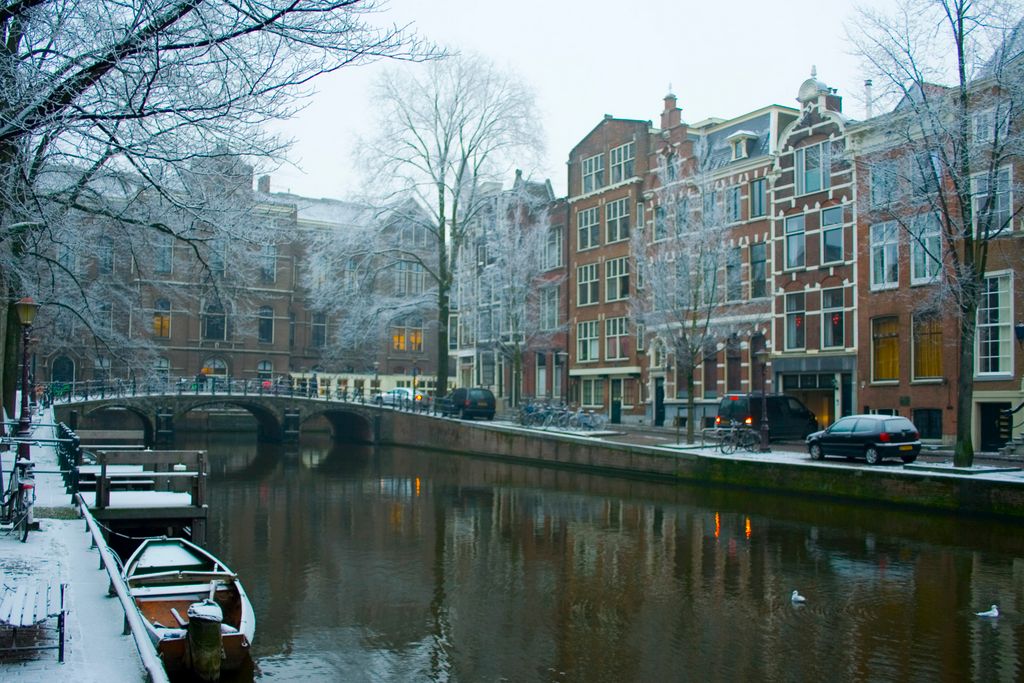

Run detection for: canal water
[[185, 432, 1023, 682]]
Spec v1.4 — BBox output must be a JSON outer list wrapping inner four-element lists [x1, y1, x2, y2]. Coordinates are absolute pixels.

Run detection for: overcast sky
[[263, 0, 890, 200]]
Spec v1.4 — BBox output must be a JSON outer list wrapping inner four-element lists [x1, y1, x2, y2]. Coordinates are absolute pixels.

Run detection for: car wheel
[[901, 454, 917, 464], [460, 409, 469, 420], [865, 446, 882, 465], [809, 442, 825, 461]]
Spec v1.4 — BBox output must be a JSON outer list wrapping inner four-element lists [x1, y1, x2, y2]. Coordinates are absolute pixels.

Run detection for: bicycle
[[1, 453, 36, 542], [718, 421, 759, 455]]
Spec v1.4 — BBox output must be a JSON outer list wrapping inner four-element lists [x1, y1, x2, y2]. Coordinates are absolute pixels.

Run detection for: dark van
[[441, 387, 496, 420], [715, 393, 818, 440]]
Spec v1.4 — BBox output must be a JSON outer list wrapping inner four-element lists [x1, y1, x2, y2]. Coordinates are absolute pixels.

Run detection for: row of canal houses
[[495, 70, 1022, 450]]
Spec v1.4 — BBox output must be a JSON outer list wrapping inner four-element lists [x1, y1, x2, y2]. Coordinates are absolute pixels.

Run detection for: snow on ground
[[1, 405, 146, 682]]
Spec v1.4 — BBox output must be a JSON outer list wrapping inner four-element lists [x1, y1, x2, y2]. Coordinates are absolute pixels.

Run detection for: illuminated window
[[912, 315, 942, 379], [872, 317, 899, 382], [785, 292, 805, 350], [153, 298, 171, 338]]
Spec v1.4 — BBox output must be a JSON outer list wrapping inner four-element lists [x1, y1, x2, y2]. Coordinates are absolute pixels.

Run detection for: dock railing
[[76, 495, 170, 683]]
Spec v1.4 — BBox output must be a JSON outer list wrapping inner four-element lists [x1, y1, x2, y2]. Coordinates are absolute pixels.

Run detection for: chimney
[[825, 88, 842, 113], [864, 79, 874, 118], [661, 91, 681, 129], [257, 174, 270, 193]]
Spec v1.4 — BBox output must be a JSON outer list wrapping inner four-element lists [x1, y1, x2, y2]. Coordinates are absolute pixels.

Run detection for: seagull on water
[[791, 590, 807, 604], [976, 605, 999, 618]]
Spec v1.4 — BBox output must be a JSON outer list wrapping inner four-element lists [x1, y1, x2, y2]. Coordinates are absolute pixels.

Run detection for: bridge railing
[[45, 377, 448, 415]]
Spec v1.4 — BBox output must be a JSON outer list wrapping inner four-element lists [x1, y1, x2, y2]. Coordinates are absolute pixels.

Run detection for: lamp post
[[556, 350, 568, 403], [15, 297, 39, 459], [753, 348, 771, 452]]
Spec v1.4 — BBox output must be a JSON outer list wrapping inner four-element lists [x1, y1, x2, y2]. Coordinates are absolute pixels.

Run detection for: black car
[[715, 393, 818, 441], [440, 387, 496, 420], [806, 414, 921, 465]]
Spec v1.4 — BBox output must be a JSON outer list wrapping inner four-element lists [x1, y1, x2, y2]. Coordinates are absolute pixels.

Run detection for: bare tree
[[356, 54, 543, 397], [0, 0, 428, 424], [633, 139, 767, 443], [849, 0, 1024, 465], [453, 173, 561, 405]]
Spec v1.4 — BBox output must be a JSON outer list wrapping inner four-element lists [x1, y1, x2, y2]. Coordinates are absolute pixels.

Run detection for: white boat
[[123, 537, 255, 680]]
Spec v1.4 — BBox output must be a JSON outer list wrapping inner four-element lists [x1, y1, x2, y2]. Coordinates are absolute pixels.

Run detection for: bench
[[0, 577, 67, 661]]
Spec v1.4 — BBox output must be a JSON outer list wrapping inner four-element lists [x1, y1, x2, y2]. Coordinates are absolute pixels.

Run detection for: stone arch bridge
[[53, 393, 386, 446]]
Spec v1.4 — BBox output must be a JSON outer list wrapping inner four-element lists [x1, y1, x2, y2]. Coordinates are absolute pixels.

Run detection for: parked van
[[440, 387, 496, 420], [715, 393, 818, 441]]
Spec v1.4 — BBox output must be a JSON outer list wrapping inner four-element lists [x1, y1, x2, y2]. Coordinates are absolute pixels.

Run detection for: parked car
[[714, 393, 818, 440], [375, 387, 424, 407], [440, 387, 496, 420], [806, 414, 921, 465]]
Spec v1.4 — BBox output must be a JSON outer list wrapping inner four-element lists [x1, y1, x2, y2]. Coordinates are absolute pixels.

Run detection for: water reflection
[[178, 433, 1024, 681]]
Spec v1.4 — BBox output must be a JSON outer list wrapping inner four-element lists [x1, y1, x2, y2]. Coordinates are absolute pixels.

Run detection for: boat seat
[[132, 582, 224, 598]]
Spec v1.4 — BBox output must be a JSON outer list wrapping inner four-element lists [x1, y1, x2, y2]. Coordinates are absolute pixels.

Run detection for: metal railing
[[76, 496, 170, 683]]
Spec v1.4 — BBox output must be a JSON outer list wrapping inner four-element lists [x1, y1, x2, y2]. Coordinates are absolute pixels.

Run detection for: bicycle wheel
[[741, 430, 760, 452], [13, 490, 29, 542], [720, 433, 738, 455]]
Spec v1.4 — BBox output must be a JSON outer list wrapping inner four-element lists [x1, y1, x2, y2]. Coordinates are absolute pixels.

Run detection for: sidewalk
[[0, 407, 145, 681]]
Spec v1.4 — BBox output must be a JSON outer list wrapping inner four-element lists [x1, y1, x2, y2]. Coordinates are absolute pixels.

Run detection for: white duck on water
[[976, 605, 999, 618], [791, 590, 807, 604]]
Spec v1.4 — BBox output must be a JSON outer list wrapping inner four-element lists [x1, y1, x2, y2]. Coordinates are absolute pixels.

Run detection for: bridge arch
[[302, 406, 374, 443], [172, 398, 285, 443], [80, 403, 155, 445]]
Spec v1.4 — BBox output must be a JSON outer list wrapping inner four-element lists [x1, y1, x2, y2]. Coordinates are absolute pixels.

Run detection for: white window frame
[[870, 159, 901, 207], [821, 287, 844, 349], [577, 320, 599, 363], [971, 166, 1012, 237], [870, 222, 899, 290], [726, 186, 742, 224], [795, 141, 830, 196], [605, 256, 629, 302], [540, 286, 559, 331], [543, 227, 563, 269], [975, 271, 1013, 377], [972, 106, 1010, 143], [577, 263, 599, 306], [605, 317, 629, 360], [577, 207, 600, 251], [749, 178, 766, 218], [910, 213, 941, 285], [581, 377, 605, 407], [606, 197, 631, 243], [582, 153, 604, 193], [610, 142, 635, 183], [784, 214, 806, 270], [820, 206, 844, 265], [785, 292, 805, 351]]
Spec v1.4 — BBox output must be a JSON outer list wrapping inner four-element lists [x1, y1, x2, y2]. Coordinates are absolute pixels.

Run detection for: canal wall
[[380, 413, 1024, 520]]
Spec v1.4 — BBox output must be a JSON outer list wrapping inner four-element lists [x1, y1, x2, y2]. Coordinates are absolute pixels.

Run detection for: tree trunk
[[954, 290, 978, 467], [2, 302, 19, 430], [512, 342, 522, 407], [685, 367, 696, 444]]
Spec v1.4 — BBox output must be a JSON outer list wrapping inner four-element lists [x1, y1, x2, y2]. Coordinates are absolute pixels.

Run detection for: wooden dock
[[77, 449, 208, 548]]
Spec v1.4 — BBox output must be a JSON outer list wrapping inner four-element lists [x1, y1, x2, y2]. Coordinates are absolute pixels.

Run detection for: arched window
[[258, 306, 274, 343], [202, 358, 228, 377], [203, 302, 226, 341], [153, 298, 171, 338], [52, 356, 75, 383], [256, 360, 273, 380]]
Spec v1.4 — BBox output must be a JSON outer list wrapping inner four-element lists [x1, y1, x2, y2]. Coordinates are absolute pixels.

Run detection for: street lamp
[[15, 297, 39, 459], [753, 348, 771, 452]]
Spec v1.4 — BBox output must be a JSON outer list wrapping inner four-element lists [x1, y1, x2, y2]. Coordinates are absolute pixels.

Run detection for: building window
[[653, 205, 668, 241], [912, 314, 943, 379], [821, 287, 844, 349], [311, 312, 327, 348], [152, 298, 171, 338], [605, 256, 629, 301], [606, 197, 630, 243], [396, 260, 426, 295], [540, 286, 559, 331], [725, 247, 742, 302], [795, 141, 830, 195], [581, 377, 604, 407], [209, 238, 226, 277], [203, 302, 226, 341], [155, 234, 173, 274], [610, 142, 634, 183], [256, 360, 273, 380], [976, 273, 1011, 375], [543, 227, 563, 269], [872, 317, 900, 382], [605, 317, 629, 360], [96, 302, 112, 335], [972, 106, 1010, 143], [97, 237, 114, 275], [913, 408, 943, 440], [870, 159, 900, 207], [785, 214, 805, 269], [674, 196, 689, 236], [391, 317, 421, 352], [912, 151, 941, 195], [821, 206, 844, 264], [972, 166, 1012, 236], [749, 178, 766, 218], [577, 207, 599, 251], [448, 314, 459, 350], [702, 190, 718, 225], [577, 320, 599, 362], [726, 186, 742, 224], [870, 222, 899, 289], [785, 292, 805, 350], [260, 243, 277, 283], [636, 323, 645, 351], [154, 357, 170, 384], [258, 305, 274, 343], [577, 263, 599, 306], [911, 213, 941, 284], [749, 242, 767, 299], [582, 153, 604, 193]]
